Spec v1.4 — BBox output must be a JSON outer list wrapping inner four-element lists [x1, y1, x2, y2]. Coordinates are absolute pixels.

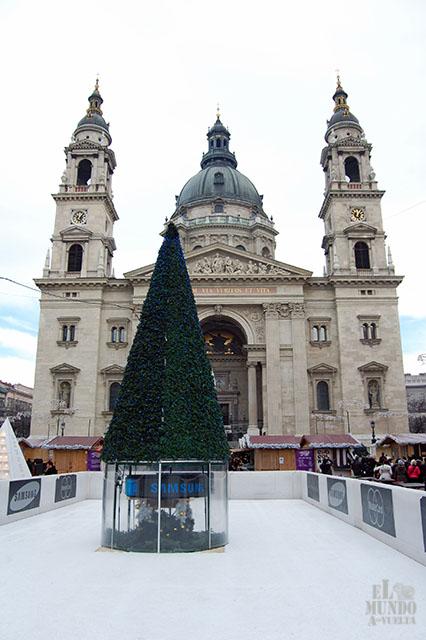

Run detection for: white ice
[[1, 500, 425, 640]]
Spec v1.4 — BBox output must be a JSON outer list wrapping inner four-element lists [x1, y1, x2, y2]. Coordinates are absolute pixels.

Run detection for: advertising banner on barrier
[[55, 475, 77, 503], [7, 479, 41, 515], [296, 449, 314, 471], [420, 496, 426, 552], [361, 484, 396, 537], [327, 477, 348, 514], [307, 473, 319, 501]]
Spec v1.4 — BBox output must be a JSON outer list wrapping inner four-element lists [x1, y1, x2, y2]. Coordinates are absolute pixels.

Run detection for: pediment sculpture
[[189, 252, 289, 276]]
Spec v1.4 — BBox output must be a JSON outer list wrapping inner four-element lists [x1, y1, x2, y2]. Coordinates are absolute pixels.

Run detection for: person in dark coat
[[361, 455, 377, 478], [319, 455, 333, 475], [44, 460, 58, 475], [351, 456, 363, 478]]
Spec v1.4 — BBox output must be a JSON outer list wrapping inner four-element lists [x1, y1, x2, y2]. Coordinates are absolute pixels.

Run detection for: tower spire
[[201, 112, 237, 169]]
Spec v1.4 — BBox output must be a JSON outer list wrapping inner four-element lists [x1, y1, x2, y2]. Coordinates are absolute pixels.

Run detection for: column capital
[[262, 302, 290, 318], [247, 361, 257, 369], [289, 302, 305, 318]]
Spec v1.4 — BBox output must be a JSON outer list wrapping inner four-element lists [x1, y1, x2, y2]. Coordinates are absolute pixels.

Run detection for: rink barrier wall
[[0, 471, 103, 525], [1, 470, 424, 566]]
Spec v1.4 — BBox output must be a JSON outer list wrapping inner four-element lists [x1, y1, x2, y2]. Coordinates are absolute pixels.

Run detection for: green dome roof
[[177, 165, 262, 208]]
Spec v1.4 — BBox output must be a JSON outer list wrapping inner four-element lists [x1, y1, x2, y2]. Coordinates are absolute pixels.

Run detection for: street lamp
[[370, 420, 377, 444]]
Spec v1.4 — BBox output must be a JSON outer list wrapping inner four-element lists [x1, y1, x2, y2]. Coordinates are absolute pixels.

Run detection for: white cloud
[[403, 352, 426, 376], [0, 356, 35, 387], [0, 328, 37, 360]]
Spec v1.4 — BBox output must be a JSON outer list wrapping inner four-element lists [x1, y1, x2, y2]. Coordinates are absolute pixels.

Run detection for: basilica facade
[[31, 79, 408, 444]]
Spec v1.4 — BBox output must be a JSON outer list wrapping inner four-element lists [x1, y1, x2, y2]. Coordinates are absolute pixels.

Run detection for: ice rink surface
[[1, 499, 425, 640]]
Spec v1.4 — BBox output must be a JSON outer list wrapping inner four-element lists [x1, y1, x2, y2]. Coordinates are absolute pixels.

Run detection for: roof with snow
[[377, 433, 426, 446], [241, 433, 362, 450], [300, 434, 362, 449], [45, 436, 104, 450]]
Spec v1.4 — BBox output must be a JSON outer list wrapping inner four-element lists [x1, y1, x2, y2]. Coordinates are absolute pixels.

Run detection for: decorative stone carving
[[190, 252, 289, 276], [262, 303, 290, 317], [289, 302, 305, 318], [213, 304, 223, 316]]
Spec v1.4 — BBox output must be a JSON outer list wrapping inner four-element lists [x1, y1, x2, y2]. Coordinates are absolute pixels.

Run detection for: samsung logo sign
[[8, 479, 41, 514]]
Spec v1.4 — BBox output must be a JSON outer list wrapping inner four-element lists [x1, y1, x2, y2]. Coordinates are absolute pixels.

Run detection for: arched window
[[216, 139, 221, 148], [319, 326, 327, 341], [111, 326, 118, 343], [109, 382, 121, 412], [118, 327, 126, 343], [362, 323, 369, 340], [235, 245, 246, 251], [370, 323, 377, 339], [354, 241, 370, 269], [68, 244, 83, 272], [262, 247, 271, 258], [192, 245, 202, 250], [316, 381, 330, 411], [62, 325, 68, 342], [214, 203, 224, 213], [59, 381, 71, 408], [77, 159, 92, 185], [214, 172, 224, 185], [69, 325, 76, 341], [223, 140, 227, 147], [311, 326, 319, 341], [344, 157, 360, 182], [210, 140, 214, 148]]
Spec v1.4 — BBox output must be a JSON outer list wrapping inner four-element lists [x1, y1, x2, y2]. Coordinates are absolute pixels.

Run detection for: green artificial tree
[[102, 222, 229, 462]]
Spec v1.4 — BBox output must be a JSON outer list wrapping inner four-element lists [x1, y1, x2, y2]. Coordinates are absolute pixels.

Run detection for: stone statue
[[368, 380, 380, 409]]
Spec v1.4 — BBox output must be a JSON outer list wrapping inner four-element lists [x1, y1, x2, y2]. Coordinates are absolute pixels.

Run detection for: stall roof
[[19, 437, 52, 449], [247, 435, 301, 449], [376, 433, 426, 447], [45, 436, 103, 450], [300, 434, 362, 449]]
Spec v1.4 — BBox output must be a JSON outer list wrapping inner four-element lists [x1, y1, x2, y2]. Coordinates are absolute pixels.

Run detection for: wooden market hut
[[244, 435, 301, 471], [19, 437, 50, 474], [45, 436, 104, 473], [300, 434, 363, 474], [375, 433, 426, 462]]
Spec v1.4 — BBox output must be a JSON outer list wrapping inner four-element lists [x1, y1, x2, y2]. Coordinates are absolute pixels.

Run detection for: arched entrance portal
[[201, 317, 248, 440]]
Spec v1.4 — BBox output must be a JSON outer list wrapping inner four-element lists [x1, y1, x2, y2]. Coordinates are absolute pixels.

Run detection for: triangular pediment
[[100, 365, 125, 375], [343, 223, 377, 236], [50, 363, 81, 375], [60, 226, 93, 240], [307, 363, 338, 375], [358, 361, 388, 373], [125, 243, 312, 280]]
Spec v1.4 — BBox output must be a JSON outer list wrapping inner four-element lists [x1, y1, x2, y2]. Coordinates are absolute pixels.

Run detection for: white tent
[[0, 418, 31, 480]]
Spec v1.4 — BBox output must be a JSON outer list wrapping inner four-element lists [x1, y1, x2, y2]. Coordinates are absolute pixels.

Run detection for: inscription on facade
[[193, 287, 276, 295]]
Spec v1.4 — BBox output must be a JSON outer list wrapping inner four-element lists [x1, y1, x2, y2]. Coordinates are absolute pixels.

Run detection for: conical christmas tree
[[102, 223, 229, 462]]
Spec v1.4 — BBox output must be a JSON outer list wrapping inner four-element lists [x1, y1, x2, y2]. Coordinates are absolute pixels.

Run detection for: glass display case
[[102, 461, 228, 552]]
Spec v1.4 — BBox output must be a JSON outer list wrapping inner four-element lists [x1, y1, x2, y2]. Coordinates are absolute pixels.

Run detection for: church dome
[[176, 114, 263, 209], [76, 112, 110, 132], [326, 77, 361, 136], [177, 165, 262, 208]]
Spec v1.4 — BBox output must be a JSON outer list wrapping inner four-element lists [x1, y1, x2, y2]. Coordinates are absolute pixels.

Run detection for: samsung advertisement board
[[327, 478, 348, 514], [7, 479, 41, 515]]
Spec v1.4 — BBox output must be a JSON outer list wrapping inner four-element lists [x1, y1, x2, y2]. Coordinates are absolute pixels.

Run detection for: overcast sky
[[0, 0, 425, 387]]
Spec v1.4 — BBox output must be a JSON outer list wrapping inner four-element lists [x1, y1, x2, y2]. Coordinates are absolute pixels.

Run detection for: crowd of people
[[319, 451, 426, 487]]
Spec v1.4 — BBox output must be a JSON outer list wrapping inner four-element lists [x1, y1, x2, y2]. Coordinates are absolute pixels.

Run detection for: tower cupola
[[201, 109, 237, 169], [74, 79, 111, 145], [325, 76, 362, 141]]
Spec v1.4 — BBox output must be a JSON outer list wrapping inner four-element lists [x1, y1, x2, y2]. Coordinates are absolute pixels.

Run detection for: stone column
[[290, 303, 310, 433], [263, 303, 283, 434], [247, 362, 258, 435], [261, 361, 268, 432]]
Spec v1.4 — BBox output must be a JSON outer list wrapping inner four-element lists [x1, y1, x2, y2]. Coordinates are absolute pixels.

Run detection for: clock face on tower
[[350, 207, 365, 222], [71, 210, 87, 225]]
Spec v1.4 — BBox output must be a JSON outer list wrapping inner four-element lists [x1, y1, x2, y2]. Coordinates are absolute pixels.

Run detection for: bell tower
[[319, 77, 394, 277], [45, 80, 118, 279]]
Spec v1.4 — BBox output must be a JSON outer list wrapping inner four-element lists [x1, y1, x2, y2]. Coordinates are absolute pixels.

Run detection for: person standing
[[44, 460, 58, 475], [319, 455, 333, 475], [375, 459, 393, 482], [407, 460, 421, 483]]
